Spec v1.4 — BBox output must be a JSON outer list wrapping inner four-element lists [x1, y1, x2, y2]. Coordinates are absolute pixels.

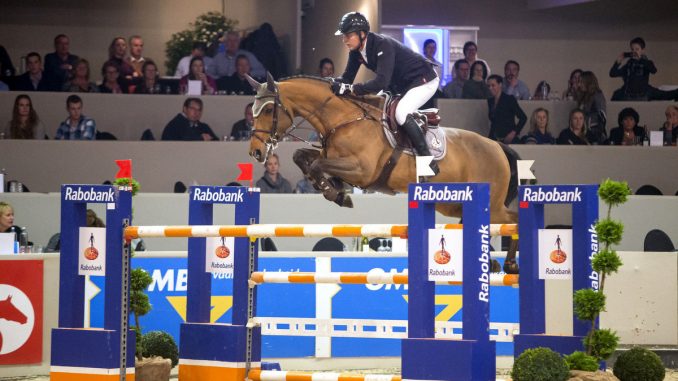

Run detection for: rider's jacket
[[337, 32, 437, 96]]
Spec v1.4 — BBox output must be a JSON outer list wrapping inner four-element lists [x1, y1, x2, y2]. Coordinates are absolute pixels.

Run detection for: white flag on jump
[[416, 156, 435, 177]]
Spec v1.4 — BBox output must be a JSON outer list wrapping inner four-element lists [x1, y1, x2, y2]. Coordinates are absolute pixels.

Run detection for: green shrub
[[585, 328, 620, 361], [511, 347, 570, 381], [564, 351, 599, 371], [573, 288, 606, 321], [141, 331, 179, 367], [613, 347, 665, 381]]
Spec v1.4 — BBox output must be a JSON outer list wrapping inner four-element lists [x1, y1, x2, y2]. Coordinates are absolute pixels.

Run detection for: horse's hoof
[[490, 259, 502, 273], [503, 260, 520, 274], [334, 192, 354, 208]]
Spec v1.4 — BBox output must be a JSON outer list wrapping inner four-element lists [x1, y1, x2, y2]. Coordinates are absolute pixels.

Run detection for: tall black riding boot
[[402, 114, 440, 176]]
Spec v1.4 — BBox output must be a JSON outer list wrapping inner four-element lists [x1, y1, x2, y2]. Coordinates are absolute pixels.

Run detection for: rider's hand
[[331, 81, 353, 96]]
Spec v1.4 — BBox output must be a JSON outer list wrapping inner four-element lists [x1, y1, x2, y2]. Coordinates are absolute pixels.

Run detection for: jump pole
[[514, 184, 599, 357], [50, 184, 135, 381]]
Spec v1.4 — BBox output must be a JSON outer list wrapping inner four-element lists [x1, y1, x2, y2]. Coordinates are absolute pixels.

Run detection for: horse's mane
[[278, 75, 333, 84], [277, 75, 383, 112]]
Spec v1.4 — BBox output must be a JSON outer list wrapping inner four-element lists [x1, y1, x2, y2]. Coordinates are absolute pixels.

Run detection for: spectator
[[256, 153, 292, 193], [563, 69, 582, 101], [442, 59, 470, 99], [126, 35, 146, 79], [295, 178, 319, 194], [55, 94, 96, 140], [462, 61, 490, 99], [423, 39, 442, 84], [3, 94, 46, 139], [99, 61, 127, 93], [0, 45, 16, 78], [576, 71, 607, 144], [557, 109, 588, 145], [176, 42, 216, 78], [240, 23, 287, 78], [522, 108, 555, 145], [63, 58, 99, 93], [610, 37, 678, 101], [0, 202, 22, 234], [180, 57, 216, 95], [532, 80, 551, 101], [161, 98, 218, 141], [230, 103, 253, 141], [13, 52, 50, 92], [214, 31, 266, 79], [318, 57, 335, 78], [0, 66, 8, 91], [44, 34, 79, 91], [105, 36, 135, 80], [134, 60, 163, 94], [487, 74, 526, 143], [217, 55, 256, 95], [463, 41, 490, 75], [659, 105, 678, 146], [503, 60, 530, 100], [608, 107, 645, 145]]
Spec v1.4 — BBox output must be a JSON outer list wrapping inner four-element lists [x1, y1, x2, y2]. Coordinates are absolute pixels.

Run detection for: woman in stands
[[135, 60, 162, 94], [179, 57, 216, 95], [522, 108, 555, 144], [0, 202, 21, 235], [3, 94, 46, 139], [462, 61, 490, 99], [576, 71, 607, 144], [563, 69, 582, 101], [557, 109, 589, 145], [63, 59, 98, 93], [99, 61, 127, 93], [608, 107, 645, 145], [659, 105, 678, 146]]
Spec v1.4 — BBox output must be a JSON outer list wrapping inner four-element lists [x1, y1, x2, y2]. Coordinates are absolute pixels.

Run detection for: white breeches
[[395, 76, 440, 125]]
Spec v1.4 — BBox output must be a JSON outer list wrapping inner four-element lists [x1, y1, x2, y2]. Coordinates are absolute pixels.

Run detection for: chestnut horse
[[247, 75, 520, 270]]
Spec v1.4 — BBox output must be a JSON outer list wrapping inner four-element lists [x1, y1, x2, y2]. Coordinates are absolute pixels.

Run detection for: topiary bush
[[511, 347, 570, 381], [564, 351, 599, 372], [613, 347, 665, 381], [141, 331, 179, 368]]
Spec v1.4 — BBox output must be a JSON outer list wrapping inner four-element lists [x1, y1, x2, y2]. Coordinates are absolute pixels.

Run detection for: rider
[[332, 11, 440, 175]]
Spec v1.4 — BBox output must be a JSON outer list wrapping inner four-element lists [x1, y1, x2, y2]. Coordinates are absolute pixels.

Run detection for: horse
[[0, 295, 28, 352], [246, 74, 520, 272]]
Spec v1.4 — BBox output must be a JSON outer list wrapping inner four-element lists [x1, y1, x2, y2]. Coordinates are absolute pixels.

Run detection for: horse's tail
[[499, 142, 520, 207]]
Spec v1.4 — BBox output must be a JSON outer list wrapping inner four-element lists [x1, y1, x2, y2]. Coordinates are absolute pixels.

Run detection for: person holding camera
[[609, 37, 678, 101]]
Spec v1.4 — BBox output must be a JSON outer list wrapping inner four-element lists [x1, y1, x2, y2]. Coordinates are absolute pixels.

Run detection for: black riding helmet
[[334, 12, 370, 36]]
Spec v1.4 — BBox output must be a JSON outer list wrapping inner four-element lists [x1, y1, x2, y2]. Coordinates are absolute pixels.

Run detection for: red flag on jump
[[115, 159, 132, 179], [236, 163, 253, 182]]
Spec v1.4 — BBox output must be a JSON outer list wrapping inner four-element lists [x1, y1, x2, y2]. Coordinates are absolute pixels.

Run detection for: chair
[[95, 131, 118, 140], [312, 237, 345, 252], [260, 237, 278, 251], [635, 184, 663, 195], [643, 229, 675, 252]]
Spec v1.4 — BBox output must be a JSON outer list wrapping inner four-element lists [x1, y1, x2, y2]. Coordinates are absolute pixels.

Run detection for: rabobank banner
[[62, 185, 116, 203], [520, 186, 583, 204], [191, 186, 250, 204], [87, 255, 517, 357], [411, 184, 474, 202]]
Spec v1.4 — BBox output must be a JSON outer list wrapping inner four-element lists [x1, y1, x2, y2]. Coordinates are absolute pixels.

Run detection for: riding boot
[[402, 114, 440, 176]]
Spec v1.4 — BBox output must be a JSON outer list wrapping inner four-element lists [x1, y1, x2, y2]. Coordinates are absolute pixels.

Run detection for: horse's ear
[[266, 72, 277, 92], [245, 74, 261, 91]]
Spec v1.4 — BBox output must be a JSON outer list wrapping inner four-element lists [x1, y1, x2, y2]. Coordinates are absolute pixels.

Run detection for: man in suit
[[161, 98, 219, 141], [230, 103, 253, 141], [13, 52, 51, 91], [333, 12, 439, 174]]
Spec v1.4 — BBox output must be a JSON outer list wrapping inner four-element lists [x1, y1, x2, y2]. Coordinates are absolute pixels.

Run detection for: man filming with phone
[[610, 37, 678, 101]]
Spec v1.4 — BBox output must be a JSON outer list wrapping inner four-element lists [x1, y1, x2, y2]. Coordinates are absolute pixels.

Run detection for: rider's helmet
[[334, 12, 370, 36]]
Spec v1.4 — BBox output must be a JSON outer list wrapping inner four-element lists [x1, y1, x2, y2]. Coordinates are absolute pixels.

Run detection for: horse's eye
[[264, 107, 273, 115]]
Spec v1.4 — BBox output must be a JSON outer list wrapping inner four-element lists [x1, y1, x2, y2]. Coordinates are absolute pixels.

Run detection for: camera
[[623, 52, 633, 58]]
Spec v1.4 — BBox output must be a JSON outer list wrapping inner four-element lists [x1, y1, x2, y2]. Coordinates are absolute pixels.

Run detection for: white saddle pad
[[382, 126, 447, 161]]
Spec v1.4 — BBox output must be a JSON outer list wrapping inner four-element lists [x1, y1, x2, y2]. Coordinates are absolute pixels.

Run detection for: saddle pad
[[383, 126, 447, 161]]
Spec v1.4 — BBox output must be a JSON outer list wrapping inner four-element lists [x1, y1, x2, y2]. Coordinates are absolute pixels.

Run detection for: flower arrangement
[[165, 11, 238, 75]]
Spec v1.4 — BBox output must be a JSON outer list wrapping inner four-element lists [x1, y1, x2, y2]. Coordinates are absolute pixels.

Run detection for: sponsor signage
[[538, 229, 573, 279], [0, 260, 43, 365], [63, 185, 116, 203], [521, 186, 582, 204], [206, 237, 235, 275], [412, 185, 474, 202], [78, 227, 106, 276], [427, 229, 463, 282], [192, 187, 246, 203]]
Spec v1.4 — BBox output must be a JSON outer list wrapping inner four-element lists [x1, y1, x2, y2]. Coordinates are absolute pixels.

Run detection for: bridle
[[252, 89, 334, 158]]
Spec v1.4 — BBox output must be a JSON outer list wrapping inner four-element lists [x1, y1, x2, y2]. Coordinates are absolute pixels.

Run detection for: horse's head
[[0, 295, 28, 324], [246, 73, 295, 163]]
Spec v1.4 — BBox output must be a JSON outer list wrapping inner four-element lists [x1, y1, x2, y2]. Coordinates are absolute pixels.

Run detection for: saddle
[[355, 93, 441, 150]]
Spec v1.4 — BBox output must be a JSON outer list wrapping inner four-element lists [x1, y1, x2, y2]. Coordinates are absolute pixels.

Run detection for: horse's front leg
[[293, 149, 351, 207]]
